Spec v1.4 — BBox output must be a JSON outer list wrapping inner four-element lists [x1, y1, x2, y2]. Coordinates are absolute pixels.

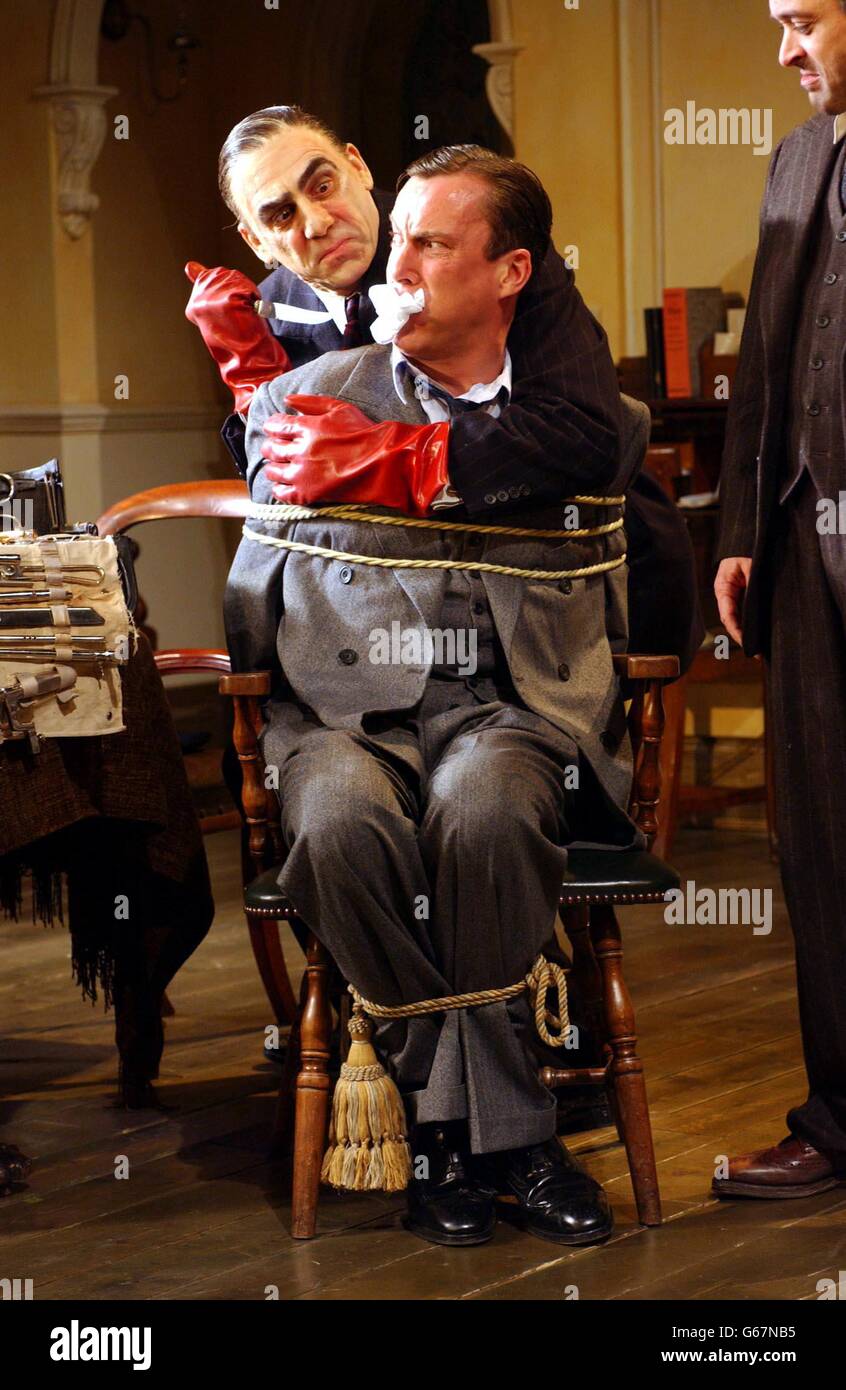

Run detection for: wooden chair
[[227, 653, 680, 1237], [96, 480, 299, 1029], [98, 480, 680, 1237]]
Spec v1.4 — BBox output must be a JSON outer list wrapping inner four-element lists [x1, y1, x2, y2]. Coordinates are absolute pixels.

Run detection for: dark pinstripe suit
[[718, 113, 846, 1167]]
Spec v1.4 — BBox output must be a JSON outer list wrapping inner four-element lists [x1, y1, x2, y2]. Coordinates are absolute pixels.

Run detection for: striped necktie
[[343, 293, 364, 349]]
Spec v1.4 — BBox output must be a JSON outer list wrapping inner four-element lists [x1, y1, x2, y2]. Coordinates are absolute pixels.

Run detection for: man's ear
[[345, 142, 375, 190], [238, 220, 269, 265], [498, 248, 533, 298]]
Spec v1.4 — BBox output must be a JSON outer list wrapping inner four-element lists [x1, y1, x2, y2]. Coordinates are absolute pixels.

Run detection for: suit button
[[557, 662, 571, 681], [497, 489, 509, 502], [808, 403, 821, 416], [484, 493, 497, 505], [559, 579, 573, 595], [508, 485, 521, 499], [520, 484, 531, 497], [600, 730, 616, 751], [817, 314, 832, 327], [339, 565, 353, 583], [811, 356, 824, 370], [837, 231, 846, 242], [472, 601, 485, 615], [825, 272, 839, 284], [338, 648, 358, 665]]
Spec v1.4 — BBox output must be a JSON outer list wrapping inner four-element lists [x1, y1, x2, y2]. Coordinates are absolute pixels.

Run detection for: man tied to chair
[[225, 146, 645, 1248]]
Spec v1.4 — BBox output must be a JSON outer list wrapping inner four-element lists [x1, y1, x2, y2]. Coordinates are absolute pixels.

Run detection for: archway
[[36, 0, 520, 237]]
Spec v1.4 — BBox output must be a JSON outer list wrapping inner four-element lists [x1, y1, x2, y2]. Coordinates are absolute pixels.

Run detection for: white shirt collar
[[834, 112, 846, 145], [311, 284, 350, 335], [390, 345, 512, 408]]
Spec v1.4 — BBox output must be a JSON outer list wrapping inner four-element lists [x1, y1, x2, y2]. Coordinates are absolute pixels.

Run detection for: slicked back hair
[[219, 105, 346, 215], [397, 144, 552, 270]]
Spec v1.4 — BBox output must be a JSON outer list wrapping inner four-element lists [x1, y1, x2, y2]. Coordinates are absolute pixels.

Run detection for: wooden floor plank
[[1, 825, 834, 1301]]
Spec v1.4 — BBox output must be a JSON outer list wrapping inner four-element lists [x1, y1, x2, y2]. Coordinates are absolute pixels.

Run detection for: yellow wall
[[512, 0, 625, 342], [513, 0, 809, 360], [0, 0, 820, 667], [93, 0, 223, 407], [659, 0, 807, 296], [0, 2, 58, 405]]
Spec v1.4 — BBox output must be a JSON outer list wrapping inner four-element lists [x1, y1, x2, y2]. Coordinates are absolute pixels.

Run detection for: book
[[662, 288, 726, 398], [644, 307, 666, 398]]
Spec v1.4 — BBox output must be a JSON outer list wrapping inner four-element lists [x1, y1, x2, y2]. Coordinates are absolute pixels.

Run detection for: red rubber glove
[[261, 395, 451, 516], [184, 261, 291, 415]]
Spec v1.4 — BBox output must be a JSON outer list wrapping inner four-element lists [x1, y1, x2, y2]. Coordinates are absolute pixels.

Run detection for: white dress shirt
[[390, 346, 512, 422], [389, 347, 513, 508], [311, 284, 350, 333]]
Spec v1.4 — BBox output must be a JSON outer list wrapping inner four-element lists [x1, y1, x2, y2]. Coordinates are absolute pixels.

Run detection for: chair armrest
[[615, 654, 680, 849], [155, 648, 232, 676], [219, 671, 271, 697], [218, 670, 274, 873], [613, 654, 680, 682]]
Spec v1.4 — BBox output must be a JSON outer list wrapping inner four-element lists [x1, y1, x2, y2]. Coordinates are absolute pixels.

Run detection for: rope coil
[[240, 497, 622, 583], [242, 526, 625, 581], [243, 495, 627, 583], [246, 498, 625, 540], [351, 951, 570, 1049]]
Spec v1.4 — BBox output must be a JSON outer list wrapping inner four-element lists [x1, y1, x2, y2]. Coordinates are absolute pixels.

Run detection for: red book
[[662, 288, 725, 399]]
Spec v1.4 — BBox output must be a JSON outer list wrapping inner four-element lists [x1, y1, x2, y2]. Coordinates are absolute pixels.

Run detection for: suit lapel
[[765, 119, 842, 372], [340, 349, 448, 630]]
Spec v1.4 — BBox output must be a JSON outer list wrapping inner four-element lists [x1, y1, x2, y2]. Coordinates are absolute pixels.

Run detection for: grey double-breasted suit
[[224, 346, 646, 1153]]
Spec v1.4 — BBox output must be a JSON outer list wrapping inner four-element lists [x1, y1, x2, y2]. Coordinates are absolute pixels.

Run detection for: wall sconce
[[100, 0, 200, 104]]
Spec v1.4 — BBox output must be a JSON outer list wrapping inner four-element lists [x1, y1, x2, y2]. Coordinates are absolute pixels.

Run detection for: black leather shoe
[[403, 1123, 497, 1247], [483, 1137, 613, 1245]]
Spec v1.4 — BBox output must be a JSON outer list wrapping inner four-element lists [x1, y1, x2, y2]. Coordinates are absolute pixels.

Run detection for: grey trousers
[[266, 679, 582, 1154]]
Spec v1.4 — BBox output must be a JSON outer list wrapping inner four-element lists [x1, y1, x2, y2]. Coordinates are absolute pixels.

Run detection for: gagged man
[[222, 140, 648, 1249]]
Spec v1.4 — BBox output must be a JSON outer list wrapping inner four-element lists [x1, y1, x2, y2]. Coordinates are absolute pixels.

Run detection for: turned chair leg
[[271, 973, 306, 1160], [291, 933, 334, 1239], [247, 915, 299, 1025], [590, 903, 662, 1226], [561, 903, 605, 1049]]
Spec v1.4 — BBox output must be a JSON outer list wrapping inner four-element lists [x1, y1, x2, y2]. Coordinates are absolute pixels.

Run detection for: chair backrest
[[95, 481, 248, 835], [96, 479, 249, 537]]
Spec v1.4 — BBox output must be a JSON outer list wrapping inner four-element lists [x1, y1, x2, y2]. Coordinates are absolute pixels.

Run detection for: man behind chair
[[227, 147, 641, 1248]]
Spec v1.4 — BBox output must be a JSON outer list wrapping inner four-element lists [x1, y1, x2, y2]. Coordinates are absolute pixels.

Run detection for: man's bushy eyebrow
[[256, 156, 339, 222]]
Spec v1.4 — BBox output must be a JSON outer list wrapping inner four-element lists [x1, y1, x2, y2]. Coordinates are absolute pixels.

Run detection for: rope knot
[[525, 955, 571, 1048]]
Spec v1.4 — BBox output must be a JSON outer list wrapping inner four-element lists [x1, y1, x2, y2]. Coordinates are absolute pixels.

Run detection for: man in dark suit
[[186, 104, 702, 672], [714, 0, 846, 1198]]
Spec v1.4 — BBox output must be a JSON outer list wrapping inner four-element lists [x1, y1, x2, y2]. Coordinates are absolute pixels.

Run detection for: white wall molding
[[474, 1, 523, 141], [34, 0, 117, 238], [32, 81, 118, 239], [0, 405, 225, 435]]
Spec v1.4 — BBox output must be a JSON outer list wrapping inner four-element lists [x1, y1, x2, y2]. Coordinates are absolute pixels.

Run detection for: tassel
[[321, 1003, 412, 1193]]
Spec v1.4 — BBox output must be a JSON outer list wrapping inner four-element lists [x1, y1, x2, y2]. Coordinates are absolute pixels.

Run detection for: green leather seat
[[244, 867, 294, 916], [560, 849, 679, 905], [245, 850, 679, 916]]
